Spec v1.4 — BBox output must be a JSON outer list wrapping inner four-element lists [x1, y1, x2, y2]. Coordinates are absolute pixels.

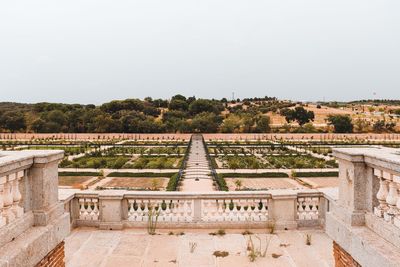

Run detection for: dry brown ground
[[103, 177, 169, 190], [59, 176, 94, 187], [225, 177, 304, 191], [298, 177, 339, 188], [268, 104, 353, 125]]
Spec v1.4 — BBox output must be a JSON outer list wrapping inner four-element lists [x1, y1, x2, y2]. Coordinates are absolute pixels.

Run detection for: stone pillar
[[99, 195, 123, 230], [28, 152, 65, 226], [333, 150, 371, 226], [269, 192, 297, 230]]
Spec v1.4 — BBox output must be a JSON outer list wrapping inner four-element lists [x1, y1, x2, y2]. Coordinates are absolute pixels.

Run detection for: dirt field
[[268, 104, 353, 125], [225, 178, 304, 191], [59, 176, 95, 187], [103, 177, 169, 190], [298, 177, 339, 188]]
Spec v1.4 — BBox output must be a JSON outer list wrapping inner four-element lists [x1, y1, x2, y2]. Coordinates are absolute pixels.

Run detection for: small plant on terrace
[[267, 221, 276, 234], [147, 209, 160, 235], [246, 235, 271, 262], [306, 234, 312, 246], [189, 242, 197, 253], [213, 251, 229, 258]]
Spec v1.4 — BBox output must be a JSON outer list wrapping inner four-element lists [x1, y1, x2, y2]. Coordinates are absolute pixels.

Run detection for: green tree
[[327, 115, 353, 133], [191, 112, 220, 132], [0, 111, 26, 132], [221, 114, 242, 133], [281, 107, 315, 126], [188, 99, 223, 115], [254, 116, 271, 133]]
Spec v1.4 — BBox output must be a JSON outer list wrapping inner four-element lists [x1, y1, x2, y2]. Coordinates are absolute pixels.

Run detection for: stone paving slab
[[65, 228, 334, 267]]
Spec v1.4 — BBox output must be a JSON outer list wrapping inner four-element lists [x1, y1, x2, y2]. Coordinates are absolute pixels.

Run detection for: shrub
[[216, 174, 228, 191], [58, 171, 101, 176], [295, 171, 338, 177], [166, 173, 180, 191]]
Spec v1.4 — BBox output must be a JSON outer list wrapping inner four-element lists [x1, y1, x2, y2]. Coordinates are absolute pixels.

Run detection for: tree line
[[0, 95, 398, 133]]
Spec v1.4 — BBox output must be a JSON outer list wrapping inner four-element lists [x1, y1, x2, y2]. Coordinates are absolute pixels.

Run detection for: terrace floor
[[65, 228, 334, 267]]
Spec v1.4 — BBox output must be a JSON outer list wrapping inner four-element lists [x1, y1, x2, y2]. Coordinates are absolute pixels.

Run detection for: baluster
[[171, 200, 179, 222], [202, 200, 209, 222], [238, 199, 246, 222], [297, 198, 305, 220], [85, 199, 93, 220], [394, 182, 400, 228], [92, 199, 99, 220], [260, 199, 268, 221], [3, 176, 15, 223], [164, 199, 171, 222], [248, 200, 256, 221], [305, 198, 312, 220], [311, 197, 319, 220], [217, 200, 224, 221], [227, 199, 235, 221], [128, 200, 135, 221], [143, 200, 150, 222], [156, 199, 165, 222], [79, 198, 86, 220], [385, 175, 398, 223], [12, 171, 24, 218], [0, 178, 5, 227], [375, 175, 389, 218], [186, 200, 193, 222], [211, 200, 218, 221]]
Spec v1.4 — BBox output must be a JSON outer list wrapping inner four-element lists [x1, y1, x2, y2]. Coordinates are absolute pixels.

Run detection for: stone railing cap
[[333, 147, 400, 171], [0, 150, 64, 176]]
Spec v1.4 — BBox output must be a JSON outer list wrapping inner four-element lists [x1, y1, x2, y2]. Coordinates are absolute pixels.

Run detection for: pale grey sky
[[0, 0, 399, 104]]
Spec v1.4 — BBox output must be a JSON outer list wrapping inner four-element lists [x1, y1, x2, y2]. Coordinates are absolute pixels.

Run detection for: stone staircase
[[180, 134, 214, 191]]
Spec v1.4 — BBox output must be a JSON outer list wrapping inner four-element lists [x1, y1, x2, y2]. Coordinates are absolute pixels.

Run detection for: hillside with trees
[[1, 96, 399, 133]]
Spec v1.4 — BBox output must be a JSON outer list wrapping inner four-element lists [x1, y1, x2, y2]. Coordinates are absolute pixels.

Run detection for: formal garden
[[213, 154, 338, 169]]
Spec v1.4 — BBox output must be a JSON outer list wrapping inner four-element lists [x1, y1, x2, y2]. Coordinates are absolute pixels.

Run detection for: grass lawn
[[125, 156, 183, 169], [60, 156, 130, 169]]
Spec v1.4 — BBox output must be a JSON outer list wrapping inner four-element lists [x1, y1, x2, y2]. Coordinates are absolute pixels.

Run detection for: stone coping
[[333, 147, 400, 173], [0, 150, 64, 176], [59, 187, 329, 201]]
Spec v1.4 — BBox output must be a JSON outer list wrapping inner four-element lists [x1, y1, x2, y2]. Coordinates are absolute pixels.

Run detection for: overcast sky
[[0, 1, 399, 104]]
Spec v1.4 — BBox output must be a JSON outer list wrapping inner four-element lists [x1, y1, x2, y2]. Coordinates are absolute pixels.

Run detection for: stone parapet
[[0, 150, 70, 267], [60, 188, 325, 230], [327, 147, 400, 267]]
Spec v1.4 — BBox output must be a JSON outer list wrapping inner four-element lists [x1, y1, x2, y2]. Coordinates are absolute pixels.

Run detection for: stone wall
[[35, 241, 65, 267], [333, 241, 361, 267]]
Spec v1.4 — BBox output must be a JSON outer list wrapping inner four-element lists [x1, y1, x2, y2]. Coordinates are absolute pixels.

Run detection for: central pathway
[[180, 134, 215, 192]]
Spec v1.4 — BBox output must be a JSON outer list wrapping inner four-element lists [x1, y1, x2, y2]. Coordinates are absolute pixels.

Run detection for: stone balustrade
[[297, 195, 320, 221], [0, 150, 70, 267], [61, 190, 325, 230], [373, 168, 400, 228], [0, 170, 25, 228], [327, 147, 400, 267]]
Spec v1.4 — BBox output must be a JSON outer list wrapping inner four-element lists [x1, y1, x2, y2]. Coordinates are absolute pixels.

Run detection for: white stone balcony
[[3, 147, 400, 266]]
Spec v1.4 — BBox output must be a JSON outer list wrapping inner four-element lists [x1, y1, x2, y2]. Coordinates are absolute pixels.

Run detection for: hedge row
[[219, 172, 289, 178], [58, 171, 101, 176], [216, 174, 228, 191], [107, 172, 176, 178], [166, 173, 180, 191], [295, 171, 338, 177]]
